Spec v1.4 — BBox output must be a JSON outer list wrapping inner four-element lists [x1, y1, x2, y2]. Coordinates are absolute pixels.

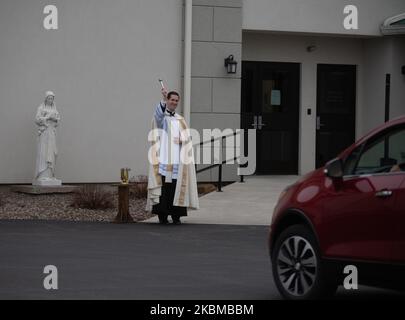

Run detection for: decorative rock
[[0, 186, 151, 222]]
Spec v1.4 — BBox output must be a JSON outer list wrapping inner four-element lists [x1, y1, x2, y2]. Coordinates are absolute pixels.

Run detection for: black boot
[[158, 215, 169, 225], [172, 215, 181, 225]]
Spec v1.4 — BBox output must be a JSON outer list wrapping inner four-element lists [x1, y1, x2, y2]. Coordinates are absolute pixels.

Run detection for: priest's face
[[167, 94, 179, 111]]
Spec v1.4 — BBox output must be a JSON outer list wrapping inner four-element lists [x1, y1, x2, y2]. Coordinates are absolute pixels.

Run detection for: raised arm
[[154, 88, 168, 129]]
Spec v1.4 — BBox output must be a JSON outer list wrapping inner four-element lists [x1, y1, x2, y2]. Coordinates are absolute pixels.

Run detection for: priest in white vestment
[[146, 88, 199, 224]]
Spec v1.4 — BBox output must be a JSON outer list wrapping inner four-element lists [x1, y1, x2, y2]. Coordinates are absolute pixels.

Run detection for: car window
[[353, 126, 405, 175], [343, 145, 362, 175]]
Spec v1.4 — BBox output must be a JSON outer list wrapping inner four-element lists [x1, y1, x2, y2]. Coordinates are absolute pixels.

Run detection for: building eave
[[380, 12, 405, 35]]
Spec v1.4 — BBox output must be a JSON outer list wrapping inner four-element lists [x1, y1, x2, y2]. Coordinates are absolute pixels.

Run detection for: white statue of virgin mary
[[33, 91, 62, 186]]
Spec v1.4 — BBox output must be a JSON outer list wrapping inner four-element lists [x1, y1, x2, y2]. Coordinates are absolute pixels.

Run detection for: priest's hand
[[161, 88, 168, 102], [173, 137, 181, 145]]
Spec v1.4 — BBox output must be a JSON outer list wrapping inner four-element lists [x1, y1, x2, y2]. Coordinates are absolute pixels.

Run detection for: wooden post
[[113, 184, 134, 223]]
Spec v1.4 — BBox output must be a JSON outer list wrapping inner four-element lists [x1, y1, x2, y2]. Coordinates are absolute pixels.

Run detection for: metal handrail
[[194, 131, 244, 191], [196, 131, 239, 147]]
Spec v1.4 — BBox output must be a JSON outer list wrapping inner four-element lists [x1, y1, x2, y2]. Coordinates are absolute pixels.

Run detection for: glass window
[[353, 126, 405, 175], [262, 75, 283, 114], [343, 145, 362, 175]]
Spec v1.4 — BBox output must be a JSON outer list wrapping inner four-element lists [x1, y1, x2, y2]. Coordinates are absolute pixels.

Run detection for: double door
[[241, 61, 300, 174]]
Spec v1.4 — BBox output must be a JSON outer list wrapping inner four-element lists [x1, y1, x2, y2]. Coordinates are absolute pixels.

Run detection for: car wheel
[[271, 224, 337, 300]]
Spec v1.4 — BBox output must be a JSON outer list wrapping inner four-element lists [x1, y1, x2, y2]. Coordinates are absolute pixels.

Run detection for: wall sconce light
[[402, 65, 405, 75], [224, 55, 237, 74]]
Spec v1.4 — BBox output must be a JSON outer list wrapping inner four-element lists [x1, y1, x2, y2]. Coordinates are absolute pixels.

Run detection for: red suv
[[269, 116, 405, 299]]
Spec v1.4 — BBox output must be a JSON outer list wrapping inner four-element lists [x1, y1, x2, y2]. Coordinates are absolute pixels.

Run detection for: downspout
[[183, 0, 192, 124]]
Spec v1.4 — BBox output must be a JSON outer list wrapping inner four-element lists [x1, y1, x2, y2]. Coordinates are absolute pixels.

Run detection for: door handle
[[316, 116, 325, 130], [251, 115, 258, 129], [375, 189, 393, 198], [257, 115, 266, 130]]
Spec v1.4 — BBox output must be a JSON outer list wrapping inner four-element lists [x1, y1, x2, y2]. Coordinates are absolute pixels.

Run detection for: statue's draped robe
[[34, 103, 60, 180], [146, 104, 199, 212]]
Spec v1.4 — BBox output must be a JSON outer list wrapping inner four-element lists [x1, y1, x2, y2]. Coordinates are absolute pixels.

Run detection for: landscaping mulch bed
[[0, 182, 223, 222], [0, 186, 151, 223]]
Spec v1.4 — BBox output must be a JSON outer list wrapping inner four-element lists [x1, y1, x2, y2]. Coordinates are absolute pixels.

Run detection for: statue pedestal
[[113, 184, 134, 223], [11, 184, 78, 195], [33, 179, 62, 186]]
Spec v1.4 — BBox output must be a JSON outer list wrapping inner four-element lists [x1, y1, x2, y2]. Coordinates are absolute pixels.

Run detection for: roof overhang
[[380, 12, 405, 35]]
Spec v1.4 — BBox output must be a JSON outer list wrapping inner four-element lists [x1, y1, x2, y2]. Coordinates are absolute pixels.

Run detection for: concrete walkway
[[143, 175, 299, 226]]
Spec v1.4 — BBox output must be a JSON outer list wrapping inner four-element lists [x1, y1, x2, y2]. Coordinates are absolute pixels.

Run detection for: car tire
[[271, 224, 338, 300]]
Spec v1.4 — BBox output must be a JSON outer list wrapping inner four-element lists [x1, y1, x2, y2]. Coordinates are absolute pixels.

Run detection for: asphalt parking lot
[[0, 221, 403, 300]]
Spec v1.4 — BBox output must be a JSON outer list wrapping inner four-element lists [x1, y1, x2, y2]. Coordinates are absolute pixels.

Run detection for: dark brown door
[[241, 61, 300, 174], [316, 64, 356, 168]]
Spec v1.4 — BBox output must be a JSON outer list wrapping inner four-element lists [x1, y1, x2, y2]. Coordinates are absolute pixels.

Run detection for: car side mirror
[[324, 158, 343, 179]]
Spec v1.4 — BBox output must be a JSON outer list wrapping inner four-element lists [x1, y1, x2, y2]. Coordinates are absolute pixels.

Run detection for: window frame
[[342, 124, 405, 179], [380, 12, 405, 35]]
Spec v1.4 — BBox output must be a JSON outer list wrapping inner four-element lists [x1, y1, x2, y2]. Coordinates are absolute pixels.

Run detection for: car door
[[322, 124, 405, 263], [396, 174, 405, 262]]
